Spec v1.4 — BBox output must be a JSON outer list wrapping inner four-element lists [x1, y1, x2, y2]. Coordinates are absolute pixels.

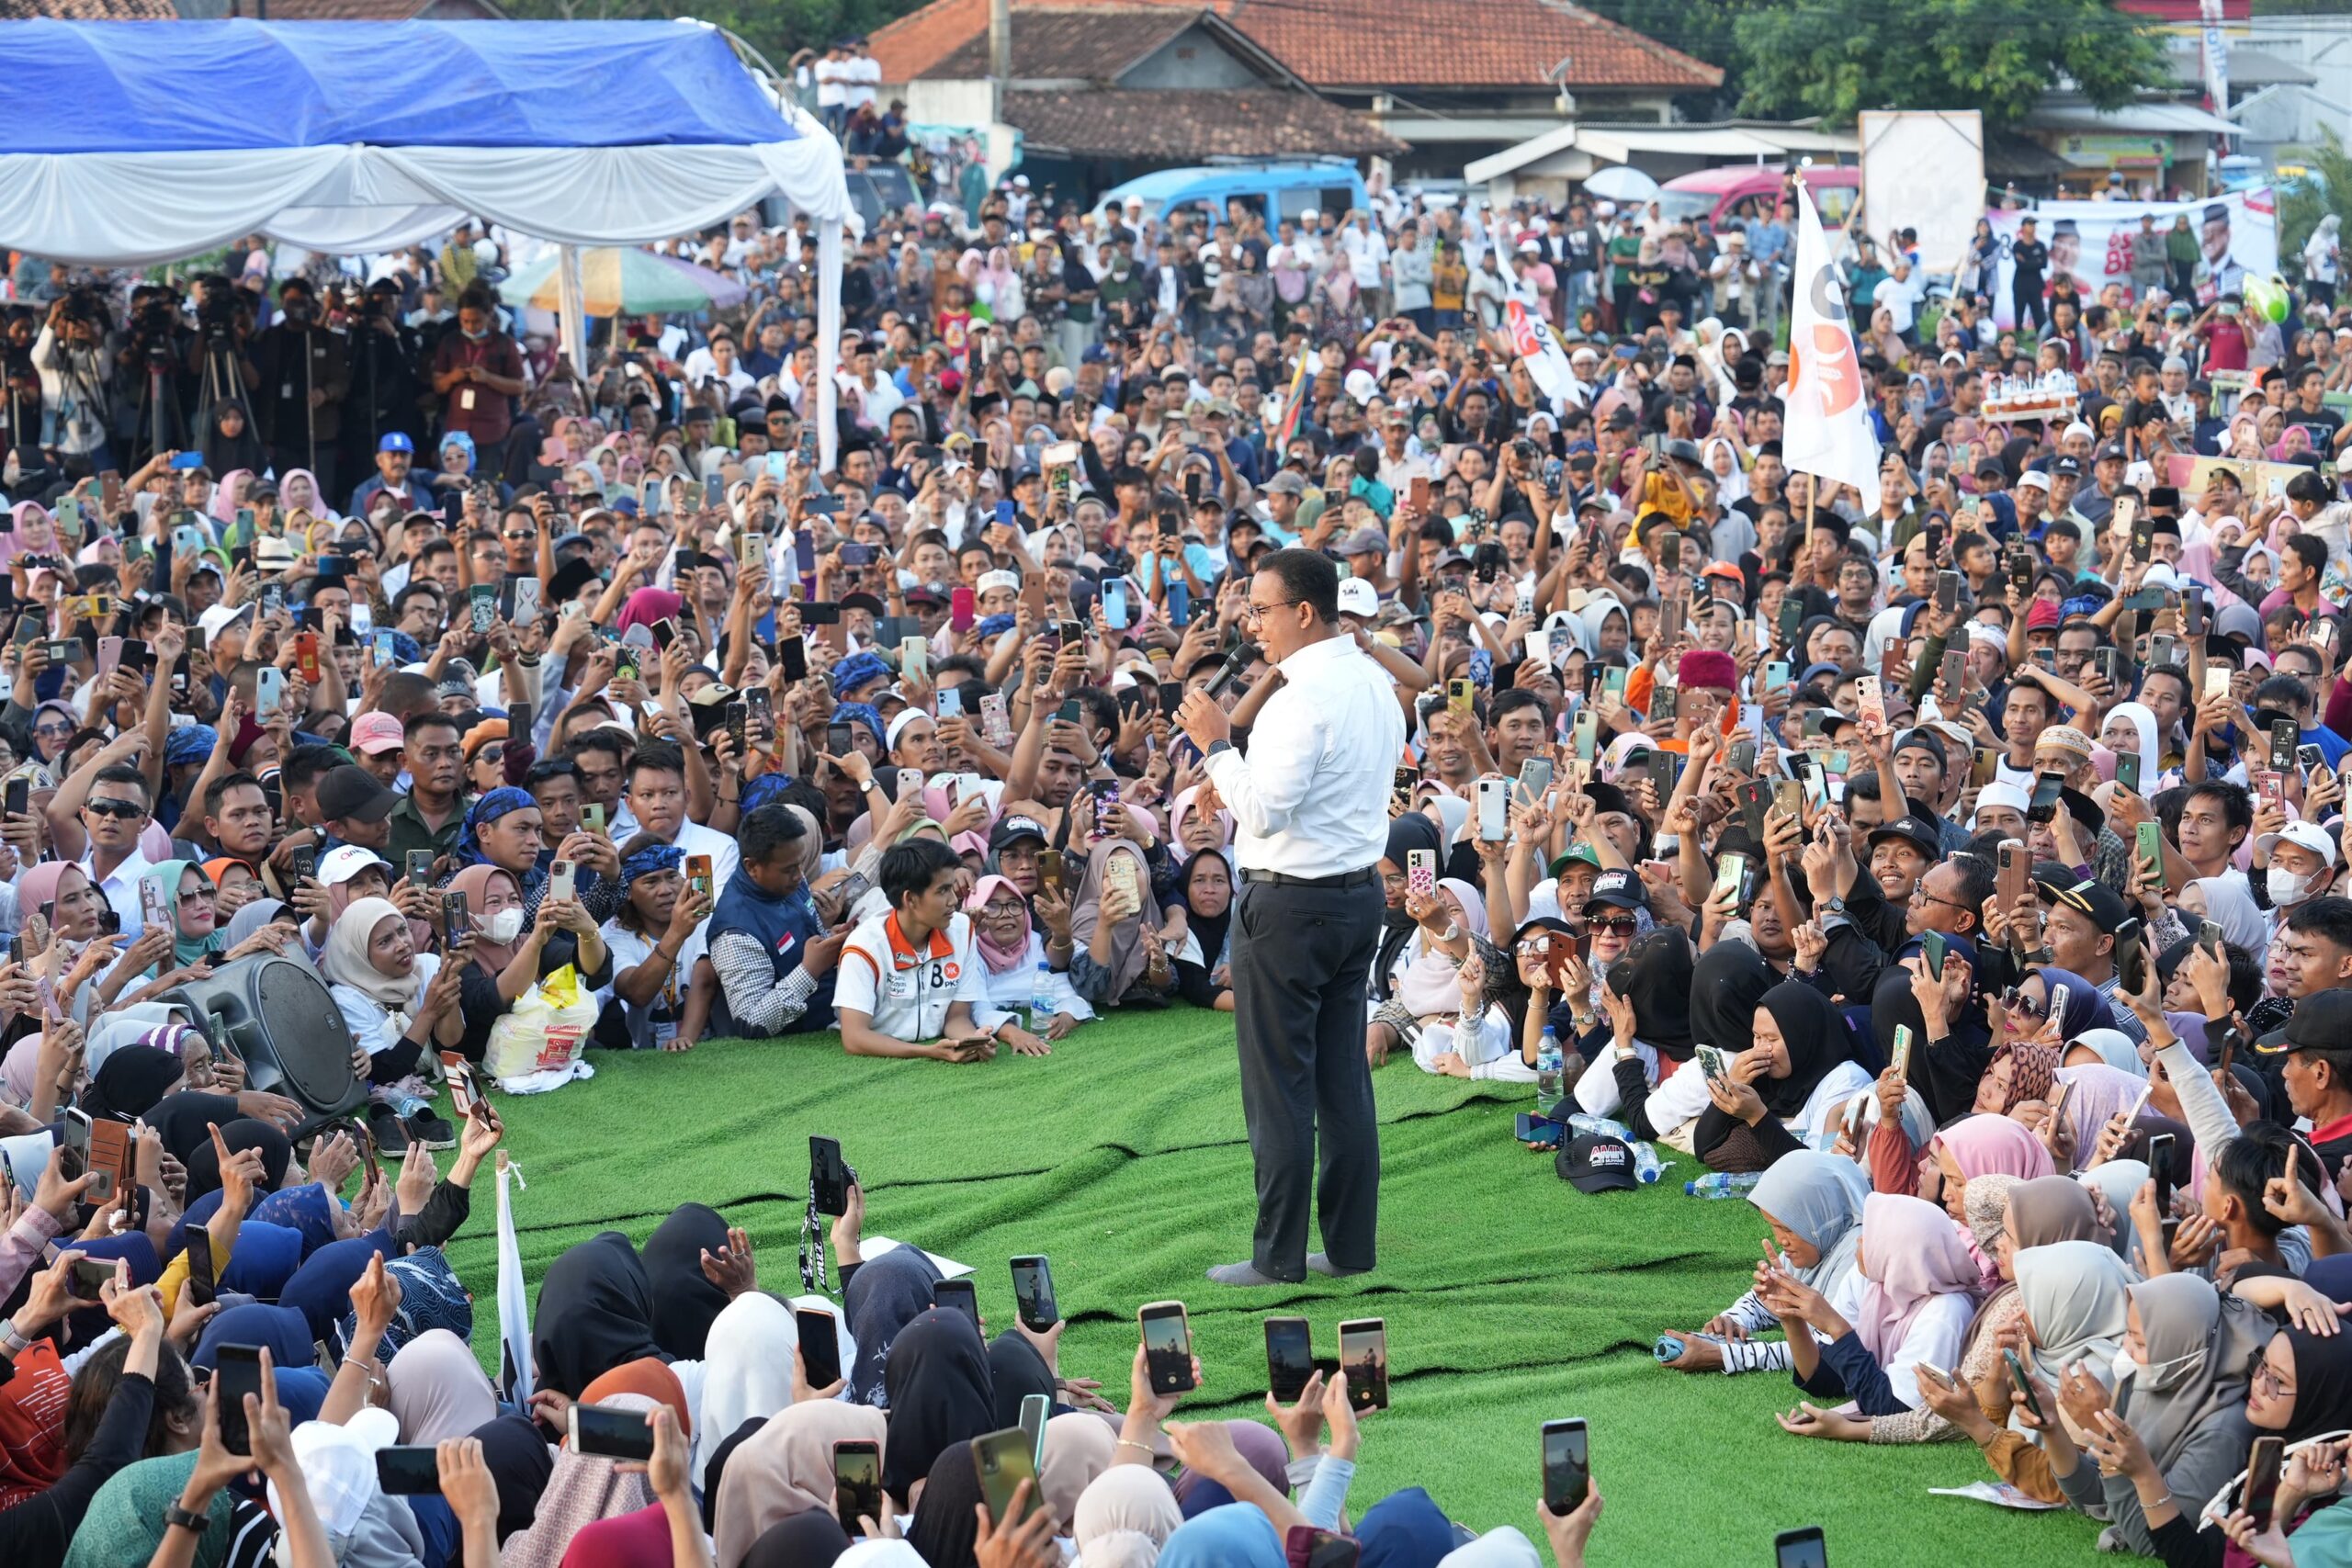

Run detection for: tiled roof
[[1004, 87, 1406, 158], [870, 0, 1717, 91], [922, 6, 1197, 81], [0, 0, 175, 17]]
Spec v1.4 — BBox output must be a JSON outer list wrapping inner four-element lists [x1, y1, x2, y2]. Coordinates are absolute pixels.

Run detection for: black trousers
[[1231, 874, 1384, 1280]]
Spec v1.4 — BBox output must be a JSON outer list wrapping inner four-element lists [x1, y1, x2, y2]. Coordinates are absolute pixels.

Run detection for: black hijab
[[904, 1439, 986, 1568], [744, 1510, 853, 1568], [79, 1045, 187, 1122], [2281, 1325, 2352, 1444], [639, 1201, 731, 1360], [469, 1413, 555, 1544], [987, 1328, 1056, 1429], [844, 1245, 943, 1405], [1690, 942, 1775, 1055], [1374, 813, 1443, 1001], [880, 1308, 995, 1501], [202, 398, 266, 475], [143, 1090, 256, 1164], [532, 1230, 665, 1398], [1176, 849, 1234, 973], [1757, 979, 1852, 1120], [175, 1113, 292, 1201], [1605, 925, 1695, 1060]]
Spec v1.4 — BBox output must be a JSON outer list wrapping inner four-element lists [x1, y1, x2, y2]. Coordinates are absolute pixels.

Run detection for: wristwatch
[[164, 1503, 208, 1533], [0, 1317, 28, 1355], [1824, 895, 1848, 916], [1205, 739, 1234, 758]]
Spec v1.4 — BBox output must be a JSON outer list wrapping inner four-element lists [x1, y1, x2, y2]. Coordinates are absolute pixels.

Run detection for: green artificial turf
[[441, 1011, 2105, 1564]]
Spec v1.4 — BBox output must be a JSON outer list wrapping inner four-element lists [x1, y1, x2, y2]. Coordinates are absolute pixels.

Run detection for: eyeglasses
[[502, 529, 533, 542], [1909, 884, 1973, 915], [1241, 599, 1303, 624], [2002, 987, 2048, 1019], [2254, 1359, 2293, 1397], [33, 722, 74, 737], [1589, 916, 1639, 932], [83, 799, 143, 820], [180, 887, 217, 905]]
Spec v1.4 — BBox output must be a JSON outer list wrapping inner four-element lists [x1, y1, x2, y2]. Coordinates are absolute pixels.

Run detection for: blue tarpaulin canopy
[[0, 19, 849, 456]]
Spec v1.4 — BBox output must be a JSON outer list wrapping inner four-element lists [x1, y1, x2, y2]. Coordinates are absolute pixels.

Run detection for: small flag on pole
[[1784, 184, 1883, 516], [495, 1151, 534, 1406], [1272, 346, 1312, 451]]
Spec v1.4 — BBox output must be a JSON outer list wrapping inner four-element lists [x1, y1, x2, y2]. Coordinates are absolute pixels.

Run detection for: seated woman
[[118, 860, 288, 991], [1421, 917, 1582, 1083], [1573, 919, 1693, 1121], [967, 874, 1092, 1038], [1692, 979, 1868, 1172], [321, 897, 467, 1155], [1164, 850, 1236, 1012], [1758, 1191, 1983, 1416], [1870, 1103, 2055, 1209], [1069, 840, 1175, 1012], [1366, 877, 1488, 1066], [1661, 1149, 1868, 1377], [445, 863, 612, 1068], [595, 842, 715, 1051]]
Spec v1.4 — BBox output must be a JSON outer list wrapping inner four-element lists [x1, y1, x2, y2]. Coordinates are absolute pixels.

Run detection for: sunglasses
[[2001, 987, 2048, 1020], [1589, 916, 1639, 932], [83, 799, 143, 820]]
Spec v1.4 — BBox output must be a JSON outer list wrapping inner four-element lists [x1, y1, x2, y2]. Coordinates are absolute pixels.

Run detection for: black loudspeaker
[[161, 953, 368, 1133]]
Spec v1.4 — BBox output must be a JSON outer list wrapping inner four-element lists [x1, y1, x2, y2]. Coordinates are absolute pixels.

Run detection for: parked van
[[1656, 164, 1860, 229], [1101, 159, 1368, 231]]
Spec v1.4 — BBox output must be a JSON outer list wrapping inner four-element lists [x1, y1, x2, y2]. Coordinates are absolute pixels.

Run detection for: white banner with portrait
[[1982, 187, 2276, 328]]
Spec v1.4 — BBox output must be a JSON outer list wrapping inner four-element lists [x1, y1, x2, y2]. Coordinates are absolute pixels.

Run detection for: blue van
[[1100, 159, 1368, 231]]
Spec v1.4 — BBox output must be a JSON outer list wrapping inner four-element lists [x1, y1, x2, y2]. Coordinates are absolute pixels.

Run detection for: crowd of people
[[6, 151, 2352, 1564]]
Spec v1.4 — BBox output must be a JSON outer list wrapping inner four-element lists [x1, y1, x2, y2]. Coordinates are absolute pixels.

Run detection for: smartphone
[[407, 849, 434, 887], [1775, 1527, 1829, 1568], [288, 846, 317, 886], [1888, 1023, 1916, 1080], [1774, 778, 1804, 820], [216, 1344, 263, 1454], [1573, 710, 1598, 761], [1935, 570, 1962, 615], [1542, 1418, 1589, 1514], [1037, 848, 1067, 895], [1696, 1043, 1733, 1087], [571, 1402, 656, 1461], [1406, 849, 1437, 901], [442, 890, 471, 942], [255, 665, 285, 720], [59, 1106, 90, 1180], [3, 777, 27, 822], [1923, 929, 1948, 984], [794, 1305, 842, 1387], [685, 854, 714, 900], [1516, 1111, 1562, 1146], [1337, 1317, 1388, 1411], [2002, 1348, 2044, 1425], [1446, 676, 1476, 714], [809, 1135, 850, 1215], [1855, 675, 1886, 730], [834, 1438, 884, 1536], [513, 578, 541, 627], [2116, 750, 2142, 795], [1517, 756, 1554, 805], [1265, 1315, 1313, 1404], [1601, 666, 1628, 701], [971, 1425, 1042, 1526], [375, 1446, 444, 1495], [2149, 1132, 2177, 1214], [2271, 718, 2299, 776], [548, 859, 576, 905], [2199, 918, 2225, 961], [1010, 1255, 1058, 1333], [1711, 851, 1749, 908], [1139, 1301, 1196, 1394], [579, 801, 606, 836], [469, 586, 497, 636], [1997, 840, 2028, 911], [185, 1226, 217, 1308], [930, 1280, 979, 1334], [1018, 1390, 1051, 1473], [1476, 776, 1510, 841], [86, 1118, 130, 1204], [900, 636, 929, 679], [2246, 1435, 2287, 1530], [2135, 821, 2163, 881], [69, 1256, 117, 1299], [2026, 773, 2064, 823], [1647, 750, 1679, 800]]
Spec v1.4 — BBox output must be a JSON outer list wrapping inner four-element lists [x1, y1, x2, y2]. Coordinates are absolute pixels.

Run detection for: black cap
[[2052, 455, 2084, 479], [988, 814, 1047, 852], [316, 764, 398, 824], [1557, 1133, 1641, 1193], [2035, 870, 2132, 935], [1582, 868, 1647, 914], [2279, 990, 2352, 1055], [1868, 813, 1942, 862]]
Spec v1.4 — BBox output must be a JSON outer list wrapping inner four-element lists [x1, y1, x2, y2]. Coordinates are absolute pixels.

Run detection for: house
[[867, 0, 1720, 183]]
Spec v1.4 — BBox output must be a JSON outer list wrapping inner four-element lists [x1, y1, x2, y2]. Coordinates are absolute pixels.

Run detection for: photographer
[[32, 288, 117, 474], [250, 277, 350, 499], [181, 274, 255, 424], [109, 285, 195, 463], [340, 277, 425, 480]]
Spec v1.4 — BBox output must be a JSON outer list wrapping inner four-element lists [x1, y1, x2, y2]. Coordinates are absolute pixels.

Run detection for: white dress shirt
[[1203, 633, 1403, 878], [82, 848, 153, 938]]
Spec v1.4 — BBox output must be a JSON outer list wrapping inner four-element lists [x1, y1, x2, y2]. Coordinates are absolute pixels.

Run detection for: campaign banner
[[1982, 188, 2277, 328]]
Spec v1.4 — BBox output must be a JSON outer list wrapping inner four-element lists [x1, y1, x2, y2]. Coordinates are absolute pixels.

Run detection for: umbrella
[[1583, 166, 1661, 205], [499, 247, 748, 317]]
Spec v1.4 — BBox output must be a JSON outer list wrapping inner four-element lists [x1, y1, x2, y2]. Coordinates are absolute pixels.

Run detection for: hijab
[[500, 1393, 660, 1568], [320, 897, 421, 1010], [1750, 1149, 1871, 1290], [2053, 1063, 2146, 1155], [1358, 1486, 1457, 1568], [741, 1512, 854, 1568], [225, 896, 293, 949], [580, 1358, 690, 1438], [387, 1327, 499, 1445], [173, 1114, 291, 1201], [843, 1246, 942, 1406], [904, 1439, 986, 1568], [1934, 1113, 2056, 1184], [1374, 813, 1444, 999], [472, 1413, 557, 1543], [2192, 876, 2269, 964], [2075, 1158, 2151, 1259], [279, 1234, 394, 1342], [62, 1451, 246, 1568], [447, 864, 525, 973], [2036, 966, 2118, 1039], [1851, 1193, 1984, 1362], [534, 1231, 665, 1398], [1755, 979, 1852, 1120], [1040, 1414, 1114, 1529], [1174, 849, 1235, 976], [2069, 1028, 2145, 1078], [141, 859, 220, 971], [966, 873, 1033, 976], [79, 1043, 183, 1122], [1988, 1041, 2060, 1113], [1070, 840, 1159, 1002], [2119, 1273, 2267, 1472], [2279, 1325, 2352, 1444], [561, 1504, 679, 1568], [1158, 1503, 1286, 1568], [988, 1329, 1056, 1430], [1074, 1464, 1183, 1568], [2007, 1176, 2099, 1248], [879, 1309, 995, 1501], [710, 1398, 890, 1568], [615, 587, 684, 637], [1690, 941, 1775, 1053], [1604, 924, 1696, 1060], [639, 1201, 731, 1360], [695, 1292, 799, 1486], [192, 1303, 314, 1371], [251, 1182, 336, 1255], [2014, 1239, 2132, 1387]]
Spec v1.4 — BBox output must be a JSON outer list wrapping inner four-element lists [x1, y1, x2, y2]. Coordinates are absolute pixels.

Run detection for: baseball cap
[[348, 711, 407, 756], [1582, 868, 1646, 915], [316, 844, 393, 887], [1263, 472, 1308, 497], [1867, 813, 1942, 863], [2255, 818, 2341, 867], [378, 433, 414, 455], [316, 764, 398, 824], [988, 814, 1048, 853], [1557, 1133, 1640, 1193], [198, 603, 254, 644], [2034, 872, 2132, 934], [2277, 989, 2352, 1055], [1337, 577, 1380, 618], [1339, 526, 1389, 558], [1547, 841, 1603, 878]]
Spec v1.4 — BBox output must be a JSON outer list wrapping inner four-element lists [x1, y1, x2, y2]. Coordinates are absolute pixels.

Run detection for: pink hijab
[[614, 586, 682, 637], [1933, 1112, 2055, 1183], [210, 470, 251, 525], [1168, 785, 1233, 850], [1852, 1192, 1984, 1360], [965, 874, 1031, 976]]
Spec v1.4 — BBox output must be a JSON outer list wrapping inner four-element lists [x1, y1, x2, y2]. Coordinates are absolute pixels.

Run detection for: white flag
[[495, 1153, 533, 1406], [1784, 185, 1883, 514]]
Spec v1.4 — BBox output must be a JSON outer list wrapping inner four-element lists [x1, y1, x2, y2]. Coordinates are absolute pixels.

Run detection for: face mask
[[2269, 864, 2318, 907], [463, 326, 490, 342], [483, 908, 525, 944], [2110, 1348, 2143, 1385]]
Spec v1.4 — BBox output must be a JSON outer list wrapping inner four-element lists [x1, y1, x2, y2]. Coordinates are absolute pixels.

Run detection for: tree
[[2278, 129, 2352, 281], [1732, 0, 2170, 130]]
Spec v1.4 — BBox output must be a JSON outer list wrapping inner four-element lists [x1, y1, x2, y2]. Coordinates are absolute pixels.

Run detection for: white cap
[[2257, 818, 2340, 867], [2063, 421, 2096, 443], [1337, 577, 1380, 618], [1972, 781, 2030, 827], [976, 569, 1020, 595], [317, 844, 392, 887]]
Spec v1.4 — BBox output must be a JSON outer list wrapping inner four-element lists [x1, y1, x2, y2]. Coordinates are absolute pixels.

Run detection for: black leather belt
[[1241, 867, 1376, 889]]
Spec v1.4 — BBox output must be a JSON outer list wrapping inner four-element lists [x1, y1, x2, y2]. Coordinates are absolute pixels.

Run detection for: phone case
[[1406, 851, 1435, 900]]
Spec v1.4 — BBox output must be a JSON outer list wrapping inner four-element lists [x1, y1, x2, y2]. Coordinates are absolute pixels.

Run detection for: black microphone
[[1204, 640, 1260, 701]]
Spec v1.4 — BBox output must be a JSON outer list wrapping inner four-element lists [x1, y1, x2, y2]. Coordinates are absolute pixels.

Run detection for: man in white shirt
[[835, 836, 1044, 1059], [1180, 548, 1404, 1286], [69, 763, 157, 937], [622, 740, 740, 897]]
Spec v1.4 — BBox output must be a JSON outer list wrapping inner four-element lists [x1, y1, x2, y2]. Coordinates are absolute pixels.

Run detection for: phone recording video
[[1010, 1255, 1057, 1333], [1139, 1301, 1195, 1394]]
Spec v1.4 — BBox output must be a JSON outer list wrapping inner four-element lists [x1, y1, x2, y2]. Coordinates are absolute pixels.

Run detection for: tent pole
[[817, 217, 842, 474], [556, 243, 588, 381]]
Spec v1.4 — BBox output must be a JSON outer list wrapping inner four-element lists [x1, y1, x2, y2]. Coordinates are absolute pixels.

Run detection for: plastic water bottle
[[1630, 1142, 1664, 1184], [1534, 1027, 1565, 1115], [1684, 1171, 1764, 1200], [1566, 1112, 1634, 1144], [1031, 962, 1055, 1029]]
